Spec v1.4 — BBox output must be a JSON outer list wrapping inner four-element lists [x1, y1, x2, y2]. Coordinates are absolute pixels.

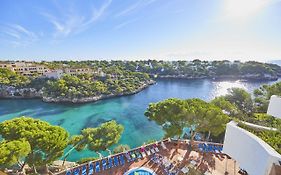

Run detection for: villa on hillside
[[63, 68, 93, 76], [0, 61, 50, 76]]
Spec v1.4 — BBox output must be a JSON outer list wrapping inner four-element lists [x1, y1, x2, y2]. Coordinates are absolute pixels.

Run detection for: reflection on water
[[210, 79, 279, 99], [213, 80, 247, 97]]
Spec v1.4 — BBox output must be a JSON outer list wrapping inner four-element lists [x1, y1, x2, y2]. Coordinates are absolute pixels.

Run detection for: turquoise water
[[126, 168, 154, 175], [0, 79, 279, 161]]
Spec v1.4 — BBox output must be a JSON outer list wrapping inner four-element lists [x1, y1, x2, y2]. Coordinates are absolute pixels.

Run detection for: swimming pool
[[124, 167, 156, 175]]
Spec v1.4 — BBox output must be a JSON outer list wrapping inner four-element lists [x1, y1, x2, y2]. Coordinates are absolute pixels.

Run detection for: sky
[[0, 0, 281, 61]]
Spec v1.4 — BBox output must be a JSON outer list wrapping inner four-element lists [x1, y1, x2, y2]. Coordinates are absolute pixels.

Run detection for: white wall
[[267, 95, 281, 119], [223, 121, 281, 175], [44, 70, 63, 79]]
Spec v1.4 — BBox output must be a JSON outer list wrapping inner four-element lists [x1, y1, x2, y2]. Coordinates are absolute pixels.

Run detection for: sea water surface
[[0, 79, 279, 161]]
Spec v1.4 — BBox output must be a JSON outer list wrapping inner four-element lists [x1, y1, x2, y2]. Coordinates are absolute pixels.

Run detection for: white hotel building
[[223, 95, 281, 175]]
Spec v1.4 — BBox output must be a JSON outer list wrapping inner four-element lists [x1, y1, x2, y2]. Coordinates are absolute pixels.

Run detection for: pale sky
[[0, 0, 281, 61]]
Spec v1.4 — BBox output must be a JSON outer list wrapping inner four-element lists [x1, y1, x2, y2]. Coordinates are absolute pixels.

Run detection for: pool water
[[124, 167, 156, 175]]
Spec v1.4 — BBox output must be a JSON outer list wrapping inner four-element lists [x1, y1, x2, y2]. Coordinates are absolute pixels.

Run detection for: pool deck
[[56, 139, 239, 175]]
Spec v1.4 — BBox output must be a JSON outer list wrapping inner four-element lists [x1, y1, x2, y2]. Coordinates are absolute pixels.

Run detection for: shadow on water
[[57, 118, 66, 126], [83, 113, 117, 129], [33, 109, 69, 118]]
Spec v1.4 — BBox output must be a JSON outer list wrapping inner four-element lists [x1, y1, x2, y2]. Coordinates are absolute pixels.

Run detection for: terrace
[[56, 139, 238, 175]]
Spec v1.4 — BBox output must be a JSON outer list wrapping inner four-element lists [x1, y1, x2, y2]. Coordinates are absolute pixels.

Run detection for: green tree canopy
[[64, 120, 124, 162], [0, 68, 30, 87], [0, 140, 31, 168], [211, 96, 243, 119], [145, 98, 229, 142], [186, 99, 229, 138], [224, 88, 253, 114], [145, 98, 188, 138], [254, 82, 281, 112], [0, 117, 69, 168]]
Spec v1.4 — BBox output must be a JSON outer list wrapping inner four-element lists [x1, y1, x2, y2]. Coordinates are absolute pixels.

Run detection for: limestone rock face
[[0, 85, 42, 99]]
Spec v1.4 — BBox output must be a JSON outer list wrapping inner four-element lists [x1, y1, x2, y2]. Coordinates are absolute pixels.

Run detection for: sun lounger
[[81, 165, 87, 175], [145, 148, 151, 156], [161, 141, 168, 150], [125, 152, 132, 162], [88, 162, 94, 175], [119, 154, 125, 166], [140, 148, 147, 157], [135, 150, 143, 159], [113, 156, 119, 167], [95, 161, 101, 173], [200, 143, 207, 152], [213, 145, 220, 153], [150, 147, 156, 154], [154, 144, 160, 152], [65, 170, 72, 175], [133, 150, 139, 159], [181, 167, 189, 174], [130, 151, 137, 160], [217, 145, 223, 152], [190, 160, 197, 166], [198, 143, 204, 151], [207, 144, 214, 152], [107, 157, 113, 169], [102, 159, 107, 170], [73, 167, 80, 175]]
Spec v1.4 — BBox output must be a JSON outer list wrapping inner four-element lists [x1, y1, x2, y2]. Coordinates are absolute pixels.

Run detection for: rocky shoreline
[[43, 80, 155, 103], [0, 80, 156, 104]]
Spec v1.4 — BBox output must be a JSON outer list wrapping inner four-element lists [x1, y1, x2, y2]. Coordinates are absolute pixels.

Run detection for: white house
[[267, 95, 281, 119], [43, 69, 63, 79], [223, 121, 281, 175], [223, 95, 281, 175]]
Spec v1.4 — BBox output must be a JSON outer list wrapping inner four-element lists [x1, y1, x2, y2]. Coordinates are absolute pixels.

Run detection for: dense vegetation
[[0, 117, 69, 173], [145, 98, 230, 142], [0, 117, 124, 174], [0, 68, 30, 87], [208, 86, 281, 153], [42, 60, 281, 79], [238, 122, 281, 154], [64, 120, 124, 163], [254, 81, 281, 112], [0, 68, 50, 91], [0, 67, 152, 101], [43, 71, 151, 99], [1, 60, 281, 101], [145, 84, 281, 153]]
